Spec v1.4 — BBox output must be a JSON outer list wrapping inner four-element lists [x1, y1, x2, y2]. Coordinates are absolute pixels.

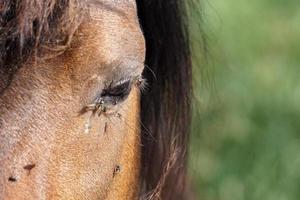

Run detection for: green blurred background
[[188, 0, 300, 199]]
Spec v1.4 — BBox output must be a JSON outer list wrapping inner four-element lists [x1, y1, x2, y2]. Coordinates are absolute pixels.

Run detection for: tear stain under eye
[[84, 104, 108, 134], [84, 114, 93, 134]]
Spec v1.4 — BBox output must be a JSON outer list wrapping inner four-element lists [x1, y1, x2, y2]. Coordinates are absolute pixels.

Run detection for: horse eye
[[101, 79, 132, 103]]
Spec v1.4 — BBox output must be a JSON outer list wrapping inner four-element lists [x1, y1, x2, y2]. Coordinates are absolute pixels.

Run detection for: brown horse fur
[[0, 0, 194, 199]]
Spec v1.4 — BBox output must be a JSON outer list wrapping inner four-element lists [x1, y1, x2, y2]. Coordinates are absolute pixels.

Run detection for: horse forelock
[[0, 0, 86, 70], [0, 0, 87, 95]]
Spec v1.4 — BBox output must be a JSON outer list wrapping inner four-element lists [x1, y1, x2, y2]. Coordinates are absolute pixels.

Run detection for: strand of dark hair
[[137, 1, 192, 199]]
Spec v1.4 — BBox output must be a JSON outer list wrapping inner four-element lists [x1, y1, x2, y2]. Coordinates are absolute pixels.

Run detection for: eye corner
[[134, 75, 147, 93]]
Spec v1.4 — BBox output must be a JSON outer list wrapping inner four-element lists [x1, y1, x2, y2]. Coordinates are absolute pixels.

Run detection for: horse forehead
[[89, 0, 140, 28], [69, 1, 145, 75], [90, 0, 137, 16], [92, 0, 137, 8]]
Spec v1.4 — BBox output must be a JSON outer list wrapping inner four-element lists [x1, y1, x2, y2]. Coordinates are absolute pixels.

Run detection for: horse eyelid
[[83, 76, 144, 113], [102, 79, 132, 97], [103, 74, 144, 96]]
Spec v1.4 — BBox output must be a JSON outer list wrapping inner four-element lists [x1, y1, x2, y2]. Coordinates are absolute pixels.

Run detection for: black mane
[[137, 1, 192, 199]]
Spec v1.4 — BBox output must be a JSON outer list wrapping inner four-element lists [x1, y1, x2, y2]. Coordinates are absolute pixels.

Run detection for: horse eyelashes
[[101, 79, 132, 101], [84, 75, 145, 115], [135, 76, 147, 93]]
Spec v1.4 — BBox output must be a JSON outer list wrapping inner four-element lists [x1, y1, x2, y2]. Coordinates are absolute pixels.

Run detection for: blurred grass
[[189, 0, 300, 200]]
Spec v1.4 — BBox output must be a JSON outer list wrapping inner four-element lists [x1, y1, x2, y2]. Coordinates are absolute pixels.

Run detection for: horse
[[0, 0, 192, 199]]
